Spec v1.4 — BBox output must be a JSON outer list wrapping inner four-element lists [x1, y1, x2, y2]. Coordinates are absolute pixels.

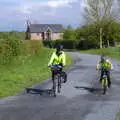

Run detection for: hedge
[[0, 37, 43, 65], [42, 39, 99, 50]]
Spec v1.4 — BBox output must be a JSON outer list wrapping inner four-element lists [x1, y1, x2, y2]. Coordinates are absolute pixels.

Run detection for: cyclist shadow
[[74, 86, 102, 93], [25, 88, 54, 96]]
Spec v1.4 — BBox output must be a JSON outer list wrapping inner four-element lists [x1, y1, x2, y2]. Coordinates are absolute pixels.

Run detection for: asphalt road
[[0, 52, 120, 120]]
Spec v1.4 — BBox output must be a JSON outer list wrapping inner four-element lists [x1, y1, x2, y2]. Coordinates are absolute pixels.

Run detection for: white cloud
[[21, 6, 32, 14], [19, 0, 79, 14], [47, 0, 77, 7]]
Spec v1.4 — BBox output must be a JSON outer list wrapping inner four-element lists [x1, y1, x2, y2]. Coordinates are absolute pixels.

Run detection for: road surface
[[0, 52, 120, 120]]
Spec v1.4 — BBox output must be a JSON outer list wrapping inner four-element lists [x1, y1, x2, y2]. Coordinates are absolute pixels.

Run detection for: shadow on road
[[25, 88, 53, 96], [75, 86, 102, 93]]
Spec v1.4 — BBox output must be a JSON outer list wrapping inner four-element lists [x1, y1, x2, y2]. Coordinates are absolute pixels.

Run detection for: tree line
[[63, 0, 120, 48]]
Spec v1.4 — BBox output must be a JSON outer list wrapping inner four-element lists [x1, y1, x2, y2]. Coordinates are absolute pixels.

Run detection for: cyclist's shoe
[[63, 76, 67, 83], [64, 79, 67, 83]]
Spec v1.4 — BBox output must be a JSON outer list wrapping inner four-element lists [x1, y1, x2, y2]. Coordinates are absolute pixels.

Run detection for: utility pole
[[107, 40, 110, 48], [100, 28, 103, 49]]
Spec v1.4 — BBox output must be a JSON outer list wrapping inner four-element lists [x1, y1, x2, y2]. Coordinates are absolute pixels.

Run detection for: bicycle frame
[[50, 65, 63, 97]]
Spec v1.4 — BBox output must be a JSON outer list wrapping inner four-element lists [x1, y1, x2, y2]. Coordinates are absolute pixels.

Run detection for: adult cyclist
[[48, 44, 67, 88], [96, 55, 113, 88]]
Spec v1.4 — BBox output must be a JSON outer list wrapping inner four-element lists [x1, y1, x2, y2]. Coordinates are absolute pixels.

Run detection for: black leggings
[[52, 69, 67, 81]]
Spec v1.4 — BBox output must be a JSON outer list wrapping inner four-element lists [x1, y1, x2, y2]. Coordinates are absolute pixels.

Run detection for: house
[[26, 21, 64, 40]]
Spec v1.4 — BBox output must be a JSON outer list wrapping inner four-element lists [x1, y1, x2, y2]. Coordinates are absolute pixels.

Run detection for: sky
[[0, 0, 85, 31]]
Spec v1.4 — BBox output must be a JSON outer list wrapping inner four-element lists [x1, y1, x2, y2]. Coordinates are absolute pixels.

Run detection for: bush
[[22, 40, 43, 55], [0, 36, 43, 64], [42, 40, 78, 49], [77, 40, 99, 50], [0, 37, 22, 64]]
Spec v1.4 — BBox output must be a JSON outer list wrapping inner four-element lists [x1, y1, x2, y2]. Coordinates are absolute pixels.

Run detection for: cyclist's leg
[[100, 70, 104, 83], [62, 71, 67, 83], [60, 68, 67, 83], [106, 70, 111, 88]]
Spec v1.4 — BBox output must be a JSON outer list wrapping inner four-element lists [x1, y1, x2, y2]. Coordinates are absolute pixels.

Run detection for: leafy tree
[[83, 0, 119, 48], [63, 25, 76, 40]]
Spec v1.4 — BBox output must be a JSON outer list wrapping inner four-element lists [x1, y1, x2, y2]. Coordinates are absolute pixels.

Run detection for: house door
[[41, 32, 45, 40], [46, 29, 52, 40]]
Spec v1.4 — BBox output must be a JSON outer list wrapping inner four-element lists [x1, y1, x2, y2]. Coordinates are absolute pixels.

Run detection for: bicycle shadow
[[74, 86, 102, 93], [25, 88, 54, 96]]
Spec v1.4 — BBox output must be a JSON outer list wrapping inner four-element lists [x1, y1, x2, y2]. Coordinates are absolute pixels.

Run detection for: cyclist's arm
[[111, 64, 113, 70], [109, 62, 113, 70], [48, 52, 55, 66], [96, 62, 101, 70], [62, 52, 66, 66]]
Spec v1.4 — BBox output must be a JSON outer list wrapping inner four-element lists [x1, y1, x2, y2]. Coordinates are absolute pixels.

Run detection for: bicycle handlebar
[[50, 64, 63, 69]]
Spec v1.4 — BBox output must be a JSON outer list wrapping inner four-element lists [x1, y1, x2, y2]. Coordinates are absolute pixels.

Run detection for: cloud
[[0, 0, 84, 31]]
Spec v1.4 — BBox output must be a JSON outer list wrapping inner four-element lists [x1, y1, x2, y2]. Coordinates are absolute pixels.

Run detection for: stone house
[[26, 22, 64, 40]]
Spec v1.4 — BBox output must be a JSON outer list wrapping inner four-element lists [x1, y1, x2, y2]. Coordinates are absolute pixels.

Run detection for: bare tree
[[84, 0, 116, 24]]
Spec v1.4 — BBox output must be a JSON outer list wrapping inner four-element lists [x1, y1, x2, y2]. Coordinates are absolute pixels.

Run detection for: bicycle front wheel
[[102, 78, 107, 95]]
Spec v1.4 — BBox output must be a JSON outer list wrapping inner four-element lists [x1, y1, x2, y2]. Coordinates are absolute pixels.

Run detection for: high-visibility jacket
[[96, 59, 113, 70], [48, 51, 66, 66]]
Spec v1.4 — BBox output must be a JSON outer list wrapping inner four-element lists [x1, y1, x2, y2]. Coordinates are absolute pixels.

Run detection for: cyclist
[[96, 55, 113, 88], [48, 44, 67, 88]]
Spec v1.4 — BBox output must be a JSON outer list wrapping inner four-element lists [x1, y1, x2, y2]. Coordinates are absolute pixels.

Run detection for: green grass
[[0, 48, 73, 98], [80, 47, 120, 59], [116, 112, 120, 120]]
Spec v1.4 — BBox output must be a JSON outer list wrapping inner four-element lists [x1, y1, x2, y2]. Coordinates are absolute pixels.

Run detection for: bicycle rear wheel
[[58, 75, 61, 93], [53, 76, 57, 97]]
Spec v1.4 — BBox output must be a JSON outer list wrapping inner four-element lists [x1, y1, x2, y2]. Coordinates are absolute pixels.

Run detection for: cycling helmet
[[100, 54, 106, 62], [56, 44, 63, 52]]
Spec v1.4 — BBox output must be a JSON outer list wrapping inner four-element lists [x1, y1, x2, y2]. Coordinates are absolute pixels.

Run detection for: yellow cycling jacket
[[48, 51, 66, 66], [96, 59, 113, 70]]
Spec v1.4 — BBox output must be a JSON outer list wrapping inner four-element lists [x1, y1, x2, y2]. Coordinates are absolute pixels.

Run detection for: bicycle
[[102, 73, 108, 95], [97, 69, 109, 95], [50, 65, 63, 97]]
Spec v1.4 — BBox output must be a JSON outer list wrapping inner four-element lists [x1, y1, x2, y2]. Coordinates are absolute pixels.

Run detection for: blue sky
[[0, 0, 84, 31]]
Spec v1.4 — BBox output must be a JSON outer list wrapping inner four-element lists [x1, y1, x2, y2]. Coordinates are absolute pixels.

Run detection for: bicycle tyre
[[58, 75, 61, 93], [53, 76, 57, 97], [103, 78, 107, 95]]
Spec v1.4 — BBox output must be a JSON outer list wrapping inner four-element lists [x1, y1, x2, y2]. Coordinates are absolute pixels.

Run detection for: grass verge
[[116, 112, 120, 120], [80, 47, 120, 60], [0, 48, 73, 98]]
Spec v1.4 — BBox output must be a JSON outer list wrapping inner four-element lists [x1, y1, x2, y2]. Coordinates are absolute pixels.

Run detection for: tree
[[83, 0, 119, 48], [118, 0, 120, 20], [84, 0, 116, 23], [63, 25, 76, 40]]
